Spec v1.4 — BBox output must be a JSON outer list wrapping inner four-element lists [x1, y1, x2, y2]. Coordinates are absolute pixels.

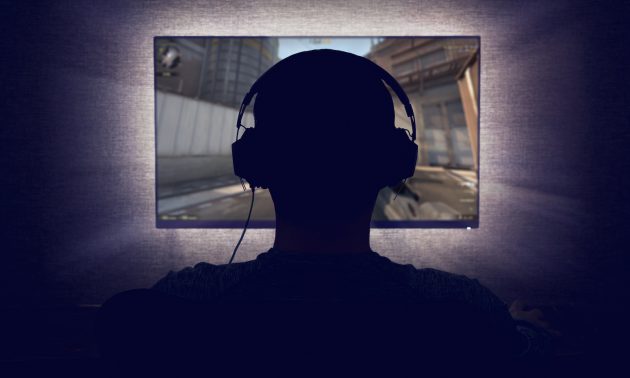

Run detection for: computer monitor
[[155, 36, 479, 228]]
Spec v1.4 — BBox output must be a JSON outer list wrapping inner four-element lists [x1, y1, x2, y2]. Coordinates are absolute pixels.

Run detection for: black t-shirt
[[153, 248, 509, 311], [99, 248, 549, 374]]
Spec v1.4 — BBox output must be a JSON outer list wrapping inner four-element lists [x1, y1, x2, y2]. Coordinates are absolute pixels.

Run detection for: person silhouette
[[98, 49, 553, 376]]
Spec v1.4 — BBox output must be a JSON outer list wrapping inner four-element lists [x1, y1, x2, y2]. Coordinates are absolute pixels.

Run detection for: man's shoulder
[[374, 254, 479, 287], [152, 259, 262, 301], [380, 257, 506, 311]]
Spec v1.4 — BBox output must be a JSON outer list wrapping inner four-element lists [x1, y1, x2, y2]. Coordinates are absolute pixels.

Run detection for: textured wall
[[3, 1, 628, 314]]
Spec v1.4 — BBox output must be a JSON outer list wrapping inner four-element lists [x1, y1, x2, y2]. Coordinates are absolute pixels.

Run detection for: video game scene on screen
[[155, 37, 479, 226]]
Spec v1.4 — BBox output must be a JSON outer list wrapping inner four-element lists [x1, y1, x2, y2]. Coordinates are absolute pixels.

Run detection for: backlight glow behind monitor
[[155, 36, 480, 228]]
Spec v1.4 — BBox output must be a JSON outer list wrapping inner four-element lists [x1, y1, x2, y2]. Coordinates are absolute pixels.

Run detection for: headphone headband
[[236, 53, 417, 142]]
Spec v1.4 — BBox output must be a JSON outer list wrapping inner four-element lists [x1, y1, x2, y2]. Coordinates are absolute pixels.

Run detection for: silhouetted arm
[[410, 267, 552, 359]]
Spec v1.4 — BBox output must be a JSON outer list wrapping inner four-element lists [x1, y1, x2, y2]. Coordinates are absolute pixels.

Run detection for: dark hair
[[250, 49, 397, 183]]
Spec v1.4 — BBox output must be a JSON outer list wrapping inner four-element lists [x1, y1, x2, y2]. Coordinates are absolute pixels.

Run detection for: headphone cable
[[228, 187, 256, 265]]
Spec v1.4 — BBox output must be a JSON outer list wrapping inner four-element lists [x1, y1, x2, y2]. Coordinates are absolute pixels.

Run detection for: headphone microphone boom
[[227, 49, 419, 264]]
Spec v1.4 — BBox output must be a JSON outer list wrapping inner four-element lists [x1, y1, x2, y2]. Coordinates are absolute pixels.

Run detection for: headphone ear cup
[[232, 128, 270, 189], [379, 128, 418, 187]]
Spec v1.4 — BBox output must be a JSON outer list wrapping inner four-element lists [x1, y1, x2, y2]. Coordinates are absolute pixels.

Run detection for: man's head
[[232, 49, 416, 225]]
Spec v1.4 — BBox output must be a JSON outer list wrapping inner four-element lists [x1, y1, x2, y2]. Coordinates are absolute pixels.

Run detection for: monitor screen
[[155, 36, 479, 228]]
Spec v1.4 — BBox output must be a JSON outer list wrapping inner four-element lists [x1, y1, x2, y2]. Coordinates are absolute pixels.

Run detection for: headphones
[[231, 51, 419, 190], [226, 51, 419, 264]]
